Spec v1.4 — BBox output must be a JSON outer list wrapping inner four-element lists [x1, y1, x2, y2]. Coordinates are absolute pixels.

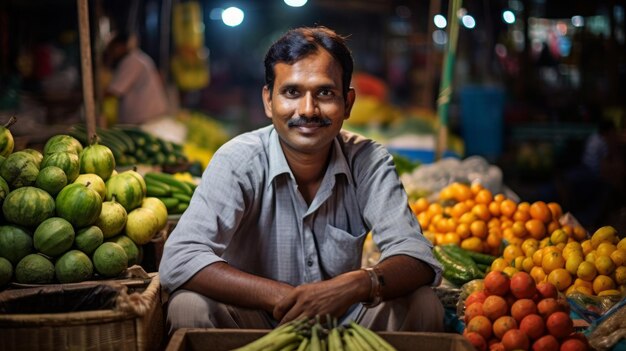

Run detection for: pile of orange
[[490, 226, 626, 297], [410, 182, 568, 256], [463, 271, 588, 351]]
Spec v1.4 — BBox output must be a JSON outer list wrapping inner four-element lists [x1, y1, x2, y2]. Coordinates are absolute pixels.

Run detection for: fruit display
[[69, 124, 188, 167], [490, 225, 626, 297], [144, 171, 196, 215], [410, 182, 579, 257], [0, 128, 170, 287], [462, 271, 589, 351]]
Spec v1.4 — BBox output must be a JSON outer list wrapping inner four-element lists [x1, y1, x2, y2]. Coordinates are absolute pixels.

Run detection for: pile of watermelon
[[0, 120, 169, 286]]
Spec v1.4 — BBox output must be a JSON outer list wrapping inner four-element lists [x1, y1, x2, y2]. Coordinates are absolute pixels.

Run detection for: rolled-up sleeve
[[158, 145, 251, 292], [353, 142, 443, 286]]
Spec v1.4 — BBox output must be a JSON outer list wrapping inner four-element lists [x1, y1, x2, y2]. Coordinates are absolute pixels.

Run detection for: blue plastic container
[[459, 85, 505, 161]]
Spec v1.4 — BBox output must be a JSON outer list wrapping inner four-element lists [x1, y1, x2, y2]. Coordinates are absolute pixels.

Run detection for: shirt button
[[307, 260, 313, 267]]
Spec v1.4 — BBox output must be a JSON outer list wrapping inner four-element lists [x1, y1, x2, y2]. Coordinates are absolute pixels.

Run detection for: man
[[159, 26, 444, 332], [103, 32, 169, 125]]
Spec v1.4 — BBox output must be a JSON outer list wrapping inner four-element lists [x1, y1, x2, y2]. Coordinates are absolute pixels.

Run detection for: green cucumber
[[172, 202, 189, 214], [157, 197, 179, 210], [172, 192, 191, 203], [145, 172, 194, 195], [441, 244, 484, 279], [433, 246, 474, 286], [146, 183, 172, 197], [464, 250, 497, 265]]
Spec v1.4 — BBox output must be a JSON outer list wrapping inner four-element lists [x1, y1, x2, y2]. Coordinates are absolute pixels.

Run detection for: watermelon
[[55, 250, 93, 283], [122, 169, 147, 196], [0, 225, 33, 265], [96, 197, 128, 238], [106, 235, 139, 266], [0, 116, 16, 157], [141, 197, 168, 231], [2, 186, 55, 227], [79, 144, 115, 181], [41, 152, 80, 182], [55, 183, 102, 228], [0, 257, 11, 287], [0, 151, 40, 189], [35, 166, 68, 196], [15, 254, 55, 284], [92, 242, 128, 278], [44, 135, 83, 155], [105, 173, 144, 212], [21, 149, 43, 168], [73, 173, 106, 199], [34, 217, 75, 257], [0, 176, 8, 207], [74, 226, 104, 255]]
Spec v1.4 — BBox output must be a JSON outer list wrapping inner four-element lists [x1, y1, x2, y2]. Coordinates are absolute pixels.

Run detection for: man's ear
[[262, 86, 273, 119], [343, 88, 356, 119]]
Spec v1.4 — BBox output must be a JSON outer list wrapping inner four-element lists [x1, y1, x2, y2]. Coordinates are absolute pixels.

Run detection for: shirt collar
[[267, 128, 354, 188]]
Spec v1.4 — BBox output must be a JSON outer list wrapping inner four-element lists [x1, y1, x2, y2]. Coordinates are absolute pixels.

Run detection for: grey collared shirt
[[159, 125, 442, 293]]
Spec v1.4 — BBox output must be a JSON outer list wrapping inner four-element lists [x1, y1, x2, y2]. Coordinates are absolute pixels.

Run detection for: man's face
[[262, 49, 355, 156]]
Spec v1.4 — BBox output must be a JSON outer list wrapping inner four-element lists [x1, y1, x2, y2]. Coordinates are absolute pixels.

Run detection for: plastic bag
[[586, 296, 626, 351]]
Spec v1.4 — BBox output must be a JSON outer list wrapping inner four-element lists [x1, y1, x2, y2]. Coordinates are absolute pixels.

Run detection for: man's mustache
[[287, 116, 332, 127]]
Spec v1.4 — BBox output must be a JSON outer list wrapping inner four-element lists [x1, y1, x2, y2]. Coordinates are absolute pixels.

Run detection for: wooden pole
[[435, 0, 462, 161], [77, 0, 97, 141]]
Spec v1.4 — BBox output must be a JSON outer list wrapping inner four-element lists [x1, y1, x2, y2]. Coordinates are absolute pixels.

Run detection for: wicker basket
[[0, 274, 164, 351]]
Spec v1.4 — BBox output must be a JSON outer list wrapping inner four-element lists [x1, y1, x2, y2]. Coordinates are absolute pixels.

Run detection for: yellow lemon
[[614, 266, 626, 285], [582, 240, 594, 255], [522, 256, 535, 273], [593, 275, 616, 295], [548, 268, 573, 291], [596, 243, 617, 257], [522, 238, 539, 256], [591, 226, 617, 248], [503, 244, 524, 263], [617, 237, 626, 251], [533, 248, 544, 267], [586, 251, 597, 264], [565, 254, 584, 275], [577, 261, 597, 282], [530, 266, 547, 284], [503, 266, 519, 278], [512, 256, 525, 270], [550, 228, 568, 245], [491, 257, 509, 272], [539, 237, 550, 249], [563, 243, 583, 260], [595, 255, 616, 276]]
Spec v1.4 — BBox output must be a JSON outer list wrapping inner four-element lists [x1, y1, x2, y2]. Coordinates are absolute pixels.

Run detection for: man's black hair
[[264, 26, 354, 100]]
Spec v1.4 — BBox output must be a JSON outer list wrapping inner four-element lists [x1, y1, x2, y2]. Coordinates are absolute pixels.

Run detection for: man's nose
[[298, 93, 318, 117]]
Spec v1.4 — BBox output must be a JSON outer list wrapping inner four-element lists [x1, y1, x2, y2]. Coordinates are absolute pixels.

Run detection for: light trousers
[[166, 286, 444, 334]]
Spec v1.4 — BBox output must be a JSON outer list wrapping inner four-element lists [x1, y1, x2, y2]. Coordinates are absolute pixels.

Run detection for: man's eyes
[[281, 88, 336, 98]]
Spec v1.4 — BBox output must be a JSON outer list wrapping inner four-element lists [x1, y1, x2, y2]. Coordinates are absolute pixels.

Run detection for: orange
[[585, 251, 597, 264], [470, 220, 488, 239], [503, 266, 519, 278], [464, 199, 476, 208], [576, 261, 597, 281], [423, 231, 436, 244], [427, 203, 444, 216], [529, 201, 552, 223], [488, 217, 501, 229], [472, 204, 491, 222], [530, 266, 547, 284], [512, 256, 525, 270], [508, 236, 524, 247], [489, 202, 502, 217], [618, 237, 626, 251], [547, 202, 563, 220], [461, 237, 484, 253], [417, 212, 431, 229], [487, 231, 502, 249], [517, 201, 530, 213], [610, 249, 626, 267], [500, 199, 517, 218], [411, 197, 430, 213], [470, 182, 484, 195], [526, 219, 547, 240], [459, 212, 477, 225], [512, 221, 528, 238], [475, 189, 493, 205], [547, 268, 572, 291], [438, 186, 454, 201], [513, 210, 531, 222], [565, 254, 584, 275], [491, 257, 509, 272], [614, 266, 626, 285], [450, 202, 470, 218], [441, 232, 461, 246], [573, 278, 593, 291], [494, 193, 506, 203], [533, 249, 544, 266], [500, 219, 513, 230], [598, 289, 622, 296], [539, 237, 551, 249], [547, 221, 561, 235], [542, 251, 565, 273], [592, 275, 616, 294], [434, 233, 445, 245], [521, 257, 535, 273], [451, 183, 473, 202], [521, 238, 539, 256], [503, 245, 524, 263], [581, 240, 594, 256], [456, 222, 471, 239], [572, 226, 588, 241], [596, 243, 617, 257]]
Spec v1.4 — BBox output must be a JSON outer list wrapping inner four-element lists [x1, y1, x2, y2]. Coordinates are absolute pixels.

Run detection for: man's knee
[[404, 286, 445, 331], [167, 289, 215, 332]]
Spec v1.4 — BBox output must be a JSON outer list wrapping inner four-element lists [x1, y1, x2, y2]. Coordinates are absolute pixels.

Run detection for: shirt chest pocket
[[318, 224, 368, 277]]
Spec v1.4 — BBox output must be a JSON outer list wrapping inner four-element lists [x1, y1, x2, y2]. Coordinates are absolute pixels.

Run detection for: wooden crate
[[165, 328, 474, 351], [0, 274, 164, 351]]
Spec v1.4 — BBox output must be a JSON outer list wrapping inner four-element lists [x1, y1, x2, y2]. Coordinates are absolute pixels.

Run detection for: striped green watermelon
[[74, 226, 104, 255], [55, 183, 103, 228], [79, 144, 115, 181], [34, 217, 75, 257], [41, 152, 80, 182], [105, 173, 144, 212], [2, 187, 55, 227], [0, 176, 8, 207], [92, 242, 128, 277], [0, 225, 33, 265], [0, 151, 40, 189], [35, 166, 68, 196], [55, 250, 93, 283], [44, 135, 83, 155], [73, 173, 106, 199], [21, 149, 43, 168], [15, 254, 55, 284]]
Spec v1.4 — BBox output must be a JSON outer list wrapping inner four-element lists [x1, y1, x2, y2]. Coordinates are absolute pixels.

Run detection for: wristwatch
[[361, 267, 384, 308]]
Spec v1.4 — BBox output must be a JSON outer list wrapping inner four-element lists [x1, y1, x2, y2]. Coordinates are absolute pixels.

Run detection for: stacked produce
[[0, 126, 169, 287], [463, 271, 589, 351], [411, 182, 580, 258], [233, 317, 397, 351], [433, 244, 496, 287], [144, 171, 196, 215], [69, 124, 188, 167], [489, 226, 626, 297]]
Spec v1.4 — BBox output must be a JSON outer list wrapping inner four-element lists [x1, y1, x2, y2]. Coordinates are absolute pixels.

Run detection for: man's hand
[[273, 270, 369, 324]]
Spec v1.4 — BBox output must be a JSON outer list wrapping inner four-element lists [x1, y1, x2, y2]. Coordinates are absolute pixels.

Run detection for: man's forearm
[[374, 255, 435, 301], [181, 262, 293, 313]]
